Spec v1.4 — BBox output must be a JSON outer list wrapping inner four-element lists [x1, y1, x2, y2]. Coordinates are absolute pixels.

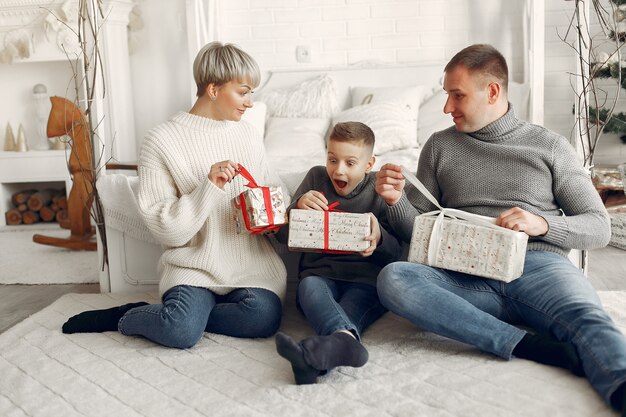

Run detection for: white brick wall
[[544, 0, 577, 140], [219, 0, 525, 77]]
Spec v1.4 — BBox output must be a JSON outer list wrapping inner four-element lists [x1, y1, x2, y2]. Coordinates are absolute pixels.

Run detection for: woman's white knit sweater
[[137, 112, 287, 300]]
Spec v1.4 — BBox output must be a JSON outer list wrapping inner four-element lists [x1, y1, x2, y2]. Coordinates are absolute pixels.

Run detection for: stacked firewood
[[5, 189, 68, 226]]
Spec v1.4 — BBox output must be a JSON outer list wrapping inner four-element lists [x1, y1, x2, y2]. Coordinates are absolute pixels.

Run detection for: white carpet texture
[[1, 291, 625, 417], [0, 227, 98, 284]]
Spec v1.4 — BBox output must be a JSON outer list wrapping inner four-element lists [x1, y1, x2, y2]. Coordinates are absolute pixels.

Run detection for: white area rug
[[1, 291, 625, 417], [0, 226, 98, 284]]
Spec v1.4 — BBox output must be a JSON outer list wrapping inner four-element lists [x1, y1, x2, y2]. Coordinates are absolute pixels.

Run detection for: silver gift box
[[233, 186, 287, 233]]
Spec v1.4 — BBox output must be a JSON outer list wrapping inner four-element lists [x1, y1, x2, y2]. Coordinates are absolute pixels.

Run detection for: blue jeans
[[377, 251, 626, 405], [118, 285, 282, 348], [297, 275, 386, 340]]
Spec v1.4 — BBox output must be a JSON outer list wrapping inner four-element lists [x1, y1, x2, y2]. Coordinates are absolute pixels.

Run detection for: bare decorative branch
[[561, 0, 625, 168]]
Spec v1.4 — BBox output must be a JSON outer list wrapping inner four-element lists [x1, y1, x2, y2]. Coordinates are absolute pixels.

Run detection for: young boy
[[275, 121, 402, 385]]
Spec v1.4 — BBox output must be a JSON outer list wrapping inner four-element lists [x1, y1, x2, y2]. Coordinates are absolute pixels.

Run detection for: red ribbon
[[323, 201, 340, 251], [320, 201, 352, 254], [236, 164, 279, 234]]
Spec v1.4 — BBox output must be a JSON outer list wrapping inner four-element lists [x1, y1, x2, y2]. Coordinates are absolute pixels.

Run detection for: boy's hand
[[208, 160, 239, 190], [360, 213, 381, 257], [297, 191, 328, 211], [375, 164, 405, 206]]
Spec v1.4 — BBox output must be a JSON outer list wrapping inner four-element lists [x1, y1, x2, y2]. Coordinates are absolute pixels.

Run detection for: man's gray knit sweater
[[386, 107, 611, 257]]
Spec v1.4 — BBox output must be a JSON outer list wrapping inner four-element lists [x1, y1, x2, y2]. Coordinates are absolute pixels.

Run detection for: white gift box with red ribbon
[[403, 168, 528, 282], [232, 165, 287, 234], [287, 205, 370, 253]]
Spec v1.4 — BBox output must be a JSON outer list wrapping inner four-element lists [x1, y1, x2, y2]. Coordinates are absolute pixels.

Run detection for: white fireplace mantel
[[0, 0, 137, 227], [0, 0, 137, 163]]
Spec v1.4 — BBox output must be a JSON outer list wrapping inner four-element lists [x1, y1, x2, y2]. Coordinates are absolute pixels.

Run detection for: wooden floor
[[0, 244, 624, 334], [0, 283, 100, 333]]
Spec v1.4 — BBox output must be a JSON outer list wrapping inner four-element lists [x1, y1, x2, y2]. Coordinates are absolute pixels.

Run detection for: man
[[375, 44, 626, 414]]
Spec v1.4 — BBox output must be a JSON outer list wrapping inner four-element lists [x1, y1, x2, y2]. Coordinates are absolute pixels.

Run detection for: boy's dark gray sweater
[[386, 107, 611, 257], [276, 166, 402, 286]]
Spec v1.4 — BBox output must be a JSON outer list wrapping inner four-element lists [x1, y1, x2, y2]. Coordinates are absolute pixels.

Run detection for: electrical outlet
[[295, 45, 311, 63]]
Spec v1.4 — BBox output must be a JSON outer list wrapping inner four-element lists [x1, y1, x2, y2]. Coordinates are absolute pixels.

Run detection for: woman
[[63, 42, 287, 348]]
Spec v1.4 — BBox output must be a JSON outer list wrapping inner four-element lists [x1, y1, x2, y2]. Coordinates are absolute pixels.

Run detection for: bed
[[97, 62, 531, 293]]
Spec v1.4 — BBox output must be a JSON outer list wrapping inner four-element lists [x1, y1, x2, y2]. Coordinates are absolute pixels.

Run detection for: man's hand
[[297, 190, 328, 211], [375, 163, 405, 206], [360, 213, 381, 257], [496, 207, 548, 236]]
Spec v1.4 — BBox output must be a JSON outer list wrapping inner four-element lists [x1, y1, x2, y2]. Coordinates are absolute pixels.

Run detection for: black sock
[[300, 331, 369, 371], [62, 302, 149, 334], [513, 333, 584, 377], [609, 381, 626, 415], [275, 332, 321, 385]]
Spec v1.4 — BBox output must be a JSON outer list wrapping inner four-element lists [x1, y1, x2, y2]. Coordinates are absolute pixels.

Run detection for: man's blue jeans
[[118, 285, 282, 348], [297, 275, 386, 340], [377, 251, 626, 404]]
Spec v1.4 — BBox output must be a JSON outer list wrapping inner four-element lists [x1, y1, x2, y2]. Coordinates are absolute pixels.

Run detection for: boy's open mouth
[[334, 180, 348, 189]]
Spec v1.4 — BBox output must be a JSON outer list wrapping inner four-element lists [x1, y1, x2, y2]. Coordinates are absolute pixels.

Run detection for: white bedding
[[1, 290, 623, 417]]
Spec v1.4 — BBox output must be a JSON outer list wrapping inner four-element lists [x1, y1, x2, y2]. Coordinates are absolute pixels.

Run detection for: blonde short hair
[[193, 41, 261, 97]]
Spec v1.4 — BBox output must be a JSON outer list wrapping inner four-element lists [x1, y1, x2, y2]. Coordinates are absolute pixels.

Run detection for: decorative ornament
[[44, 13, 63, 41], [32, 84, 52, 150], [50, 135, 68, 151], [60, 0, 79, 24], [0, 45, 15, 64], [3, 123, 16, 151], [0, 1, 81, 64], [4, 29, 32, 60], [127, 3, 145, 55], [56, 27, 80, 55], [15, 124, 29, 152], [128, 5, 144, 31]]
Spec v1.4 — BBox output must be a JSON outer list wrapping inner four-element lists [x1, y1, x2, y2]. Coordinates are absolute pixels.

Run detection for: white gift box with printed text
[[288, 209, 370, 252], [403, 168, 528, 282], [408, 214, 528, 282]]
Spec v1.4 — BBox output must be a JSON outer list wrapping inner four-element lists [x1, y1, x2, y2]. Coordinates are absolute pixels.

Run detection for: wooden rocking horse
[[33, 96, 97, 251]]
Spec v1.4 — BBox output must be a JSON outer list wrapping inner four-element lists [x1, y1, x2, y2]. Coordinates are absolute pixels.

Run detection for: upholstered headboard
[[257, 63, 531, 122], [258, 63, 445, 111]]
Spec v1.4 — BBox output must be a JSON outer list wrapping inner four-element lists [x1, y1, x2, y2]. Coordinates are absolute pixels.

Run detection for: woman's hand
[[360, 213, 381, 257], [496, 207, 549, 236], [297, 190, 328, 211], [375, 163, 405, 206], [208, 160, 239, 190]]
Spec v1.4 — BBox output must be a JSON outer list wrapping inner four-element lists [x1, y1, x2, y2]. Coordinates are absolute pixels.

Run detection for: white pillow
[[264, 117, 329, 158], [350, 85, 426, 112], [332, 102, 417, 155], [417, 88, 451, 144], [241, 101, 267, 137], [259, 74, 340, 118]]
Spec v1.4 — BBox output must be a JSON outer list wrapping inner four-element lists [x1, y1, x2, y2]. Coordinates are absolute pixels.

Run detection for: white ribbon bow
[[401, 167, 503, 266]]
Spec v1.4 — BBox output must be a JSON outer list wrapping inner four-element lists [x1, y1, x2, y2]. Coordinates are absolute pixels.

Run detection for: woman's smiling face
[[213, 80, 254, 121]]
